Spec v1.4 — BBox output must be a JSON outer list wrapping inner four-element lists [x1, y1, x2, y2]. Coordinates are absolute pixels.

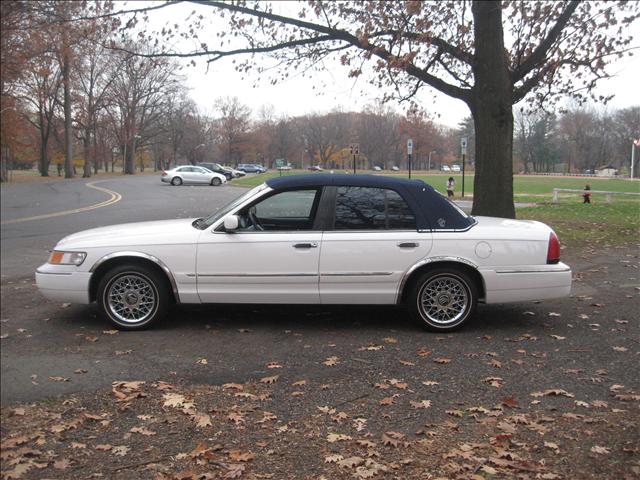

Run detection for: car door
[[191, 166, 210, 184], [319, 186, 432, 304], [178, 166, 196, 184], [196, 188, 323, 303]]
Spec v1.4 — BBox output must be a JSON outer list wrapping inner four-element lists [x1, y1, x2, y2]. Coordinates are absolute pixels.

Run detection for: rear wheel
[[211, 177, 222, 186], [97, 264, 169, 330], [408, 267, 477, 331], [171, 176, 182, 186]]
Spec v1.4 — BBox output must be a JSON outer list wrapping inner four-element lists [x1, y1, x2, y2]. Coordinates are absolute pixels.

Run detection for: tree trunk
[[469, 1, 515, 219], [38, 110, 50, 176], [83, 131, 92, 178], [62, 47, 74, 179]]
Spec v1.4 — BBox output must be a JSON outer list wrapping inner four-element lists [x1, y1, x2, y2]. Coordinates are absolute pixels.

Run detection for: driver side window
[[245, 189, 320, 231]]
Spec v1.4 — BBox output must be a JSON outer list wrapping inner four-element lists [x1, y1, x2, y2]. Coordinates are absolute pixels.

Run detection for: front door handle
[[398, 242, 419, 248], [293, 242, 318, 249]]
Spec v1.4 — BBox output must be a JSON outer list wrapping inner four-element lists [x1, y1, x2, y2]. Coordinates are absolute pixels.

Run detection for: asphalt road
[[1, 175, 244, 279], [1, 175, 638, 409]]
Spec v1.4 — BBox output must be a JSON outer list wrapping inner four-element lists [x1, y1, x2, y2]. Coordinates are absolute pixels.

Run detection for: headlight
[[48, 251, 87, 266]]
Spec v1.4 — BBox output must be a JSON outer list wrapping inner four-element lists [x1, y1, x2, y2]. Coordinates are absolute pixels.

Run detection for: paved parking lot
[[1, 175, 638, 478]]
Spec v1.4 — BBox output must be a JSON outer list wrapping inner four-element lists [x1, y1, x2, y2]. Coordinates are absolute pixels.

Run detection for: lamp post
[[133, 134, 142, 172], [428, 150, 436, 172]]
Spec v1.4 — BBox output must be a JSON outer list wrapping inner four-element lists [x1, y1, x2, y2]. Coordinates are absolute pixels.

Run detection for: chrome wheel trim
[[418, 274, 469, 325], [105, 273, 158, 324]]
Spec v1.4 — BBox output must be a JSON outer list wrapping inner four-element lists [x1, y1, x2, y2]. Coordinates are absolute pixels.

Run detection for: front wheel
[[97, 265, 169, 330], [211, 177, 222, 186], [408, 268, 477, 331]]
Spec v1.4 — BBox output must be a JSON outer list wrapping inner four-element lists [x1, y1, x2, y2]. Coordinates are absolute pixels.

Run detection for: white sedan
[[161, 165, 227, 186], [36, 175, 571, 331]]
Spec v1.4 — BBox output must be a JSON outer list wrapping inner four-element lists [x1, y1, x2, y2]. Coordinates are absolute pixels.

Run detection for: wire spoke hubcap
[[419, 275, 469, 325], [107, 274, 157, 324]]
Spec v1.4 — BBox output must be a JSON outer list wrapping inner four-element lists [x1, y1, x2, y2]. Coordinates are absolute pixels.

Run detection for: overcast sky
[[134, 1, 640, 128]]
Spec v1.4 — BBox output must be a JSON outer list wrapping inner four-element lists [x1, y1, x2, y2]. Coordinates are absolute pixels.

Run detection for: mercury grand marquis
[[36, 174, 572, 331]]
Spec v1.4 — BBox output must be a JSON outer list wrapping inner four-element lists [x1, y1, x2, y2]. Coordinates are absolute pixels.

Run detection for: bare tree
[[213, 96, 251, 166], [127, 0, 639, 218]]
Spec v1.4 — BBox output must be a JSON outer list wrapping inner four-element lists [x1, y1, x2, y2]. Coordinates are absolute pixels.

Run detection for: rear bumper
[[35, 263, 92, 304], [481, 262, 572, 304]]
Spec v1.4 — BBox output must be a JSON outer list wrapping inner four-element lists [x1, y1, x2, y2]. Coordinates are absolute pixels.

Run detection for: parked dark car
[[199, 163, 233, 180], [237, 164, 267, 173]]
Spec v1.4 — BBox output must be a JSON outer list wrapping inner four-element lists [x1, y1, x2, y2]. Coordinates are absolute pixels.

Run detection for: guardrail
[[552, 188, 640, 203]]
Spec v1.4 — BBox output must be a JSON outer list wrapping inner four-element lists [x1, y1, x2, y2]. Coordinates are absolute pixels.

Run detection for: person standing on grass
[[446, 177, 455, 198], [583, 183, 591, 204]]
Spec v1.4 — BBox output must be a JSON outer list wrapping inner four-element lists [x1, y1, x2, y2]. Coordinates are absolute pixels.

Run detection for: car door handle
[[293, 242, 318, 249], [397, 242, 419, 248]]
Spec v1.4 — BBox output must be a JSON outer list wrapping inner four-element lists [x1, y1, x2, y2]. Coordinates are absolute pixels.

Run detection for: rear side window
[[334, 186, 416, 230]]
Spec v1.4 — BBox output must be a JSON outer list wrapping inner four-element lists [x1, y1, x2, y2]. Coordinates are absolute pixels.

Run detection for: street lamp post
[[428, 150, 436, 172], [133, 134, 142, 172]]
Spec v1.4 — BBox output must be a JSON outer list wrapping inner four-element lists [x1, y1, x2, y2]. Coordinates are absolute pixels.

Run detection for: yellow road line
[[0, 181, 122, 225]]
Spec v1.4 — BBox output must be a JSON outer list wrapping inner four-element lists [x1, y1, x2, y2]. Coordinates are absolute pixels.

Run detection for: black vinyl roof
[[266, 174, 473, 231]]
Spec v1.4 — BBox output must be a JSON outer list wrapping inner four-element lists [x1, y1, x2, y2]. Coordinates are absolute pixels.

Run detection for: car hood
[[56, 218, 201, 249]]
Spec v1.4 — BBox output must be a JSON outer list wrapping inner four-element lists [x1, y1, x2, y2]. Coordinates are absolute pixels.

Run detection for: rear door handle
[[397, 242, 419, 248], [293, 242, 318, 249]]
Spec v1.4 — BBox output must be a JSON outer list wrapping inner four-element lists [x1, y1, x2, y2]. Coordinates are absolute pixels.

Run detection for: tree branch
[[188, 0, 471, 102], [511, 0, 580, 83]]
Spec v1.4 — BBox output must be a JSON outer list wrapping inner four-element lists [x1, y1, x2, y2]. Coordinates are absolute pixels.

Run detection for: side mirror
[[223, 215, 240, 231]]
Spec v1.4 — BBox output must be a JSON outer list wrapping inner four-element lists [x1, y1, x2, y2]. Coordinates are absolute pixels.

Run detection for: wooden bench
[[552, 188, 640, 203]]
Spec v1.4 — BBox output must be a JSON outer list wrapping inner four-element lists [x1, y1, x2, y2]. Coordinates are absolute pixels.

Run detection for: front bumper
[[481, 262, 572, 304], [35, 263, 92, 304]]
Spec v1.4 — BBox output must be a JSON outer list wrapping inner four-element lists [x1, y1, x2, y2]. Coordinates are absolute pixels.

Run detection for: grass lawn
[[234, 169, 639, 197], [235, 170, 639, 247]]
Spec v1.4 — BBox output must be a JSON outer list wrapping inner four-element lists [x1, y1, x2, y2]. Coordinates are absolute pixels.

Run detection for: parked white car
[[441, 165, 451, 172], [161, 166, 227, 186], [36, 175, 571, 331], [451, 164, 461, 172]]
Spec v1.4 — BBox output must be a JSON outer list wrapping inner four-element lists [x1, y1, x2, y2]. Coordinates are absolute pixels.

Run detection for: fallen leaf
[[409, 400, 432, 409], [228, 450, 255, 462], [501, 396, 519, 408], [544, 441, 560, 452], [74, 368, 88, 374], [53, 459, 72, 470], [337, 456, 365, 468], [194, 413, 212, 428], [530, 389, 574, 398], [399, 360, 414, 366], [433, 358, 451, 364], [266, 362, 282, 369], [130, 426, 156, 436], [223, 383, 244, 391], [325, 454, 344, 463], [260, 375, 279, 384], [550, 335, 566, 340], [612, 346, 628, 352], [323, 356, 339, 366], [446, 409, 463, 417], [95, 444, 113, 451], [422, 380, 439, 386], [85, 335, 98, 342], [49, 376, 70, 382], [223, 463, 245, 479], [590, 445, 611, 455], [102, 330, 118, 335], [196, 358, 208, 365], [112, 445, 130, 456], [327, 433, 351, 443]]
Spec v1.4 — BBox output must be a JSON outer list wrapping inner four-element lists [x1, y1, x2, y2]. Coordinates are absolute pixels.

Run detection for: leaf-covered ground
[[2, 247, 639, 479]]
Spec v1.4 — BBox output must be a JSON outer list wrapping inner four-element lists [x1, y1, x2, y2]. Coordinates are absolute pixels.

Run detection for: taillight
[[161, 171, 167, 176], [547, 232, 560, 264]]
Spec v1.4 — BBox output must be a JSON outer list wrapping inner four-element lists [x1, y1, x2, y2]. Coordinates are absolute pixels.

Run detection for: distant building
[[595, 164, 618, 177]]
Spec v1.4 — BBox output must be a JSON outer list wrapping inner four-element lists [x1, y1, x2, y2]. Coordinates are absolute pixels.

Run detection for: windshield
[[196, 183, 269, 229]]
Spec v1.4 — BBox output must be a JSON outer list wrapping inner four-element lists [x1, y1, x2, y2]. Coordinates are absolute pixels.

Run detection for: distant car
[[372, 166, 382, 171], [221, 166, 246, 178], [161, 166, 227, 186], [441, 165, 451, 172], [238, 164, 267, 173], [199, 162, 233, 180], [391, 166, 400, 171], [309, 165, 324, 171], [37, 174, 571, 331], [451, 164, 461, 172]]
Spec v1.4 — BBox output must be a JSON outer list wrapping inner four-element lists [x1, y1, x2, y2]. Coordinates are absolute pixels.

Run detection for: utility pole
[[461, 137, 468, 198], [407, 139, 413, 179], [632, 138, 640, 179], [428, 150, 436, 172], [350, 143, 359, 174]]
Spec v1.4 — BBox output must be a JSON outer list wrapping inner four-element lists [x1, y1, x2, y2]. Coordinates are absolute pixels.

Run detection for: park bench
[[552, 188, 640, 203]]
